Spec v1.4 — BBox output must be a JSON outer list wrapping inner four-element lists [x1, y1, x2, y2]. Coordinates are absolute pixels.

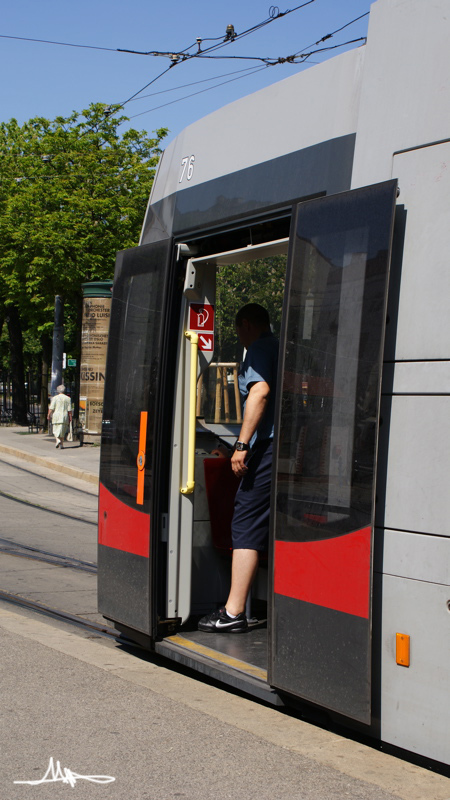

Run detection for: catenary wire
[[120, 64, 176, 106], [115, 3, 318, 108], [127, 65, 269, 121], [0, 3, 317, 60], [124, 29, 364, 122], [2, 4, 367, 118], [293, 10, 370, 55], [0, 33, 119, 52], [2, 6, 369, 140], [130, 65, 268, 102], [119, 10, 369, 108], [177, 36, 366, 65]]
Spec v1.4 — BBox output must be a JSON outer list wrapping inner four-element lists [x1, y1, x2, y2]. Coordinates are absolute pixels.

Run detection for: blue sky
[[1, 1, 370, 145]]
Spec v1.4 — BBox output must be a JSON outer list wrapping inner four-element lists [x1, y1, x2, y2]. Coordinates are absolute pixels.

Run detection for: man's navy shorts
[[231, 440, 273, 551]]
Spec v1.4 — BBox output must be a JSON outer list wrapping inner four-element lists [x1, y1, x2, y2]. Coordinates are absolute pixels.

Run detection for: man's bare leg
[[225, 548, 259, 616]]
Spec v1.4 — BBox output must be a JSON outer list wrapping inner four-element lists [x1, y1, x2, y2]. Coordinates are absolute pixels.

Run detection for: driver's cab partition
[[165, 239, 288, 626]]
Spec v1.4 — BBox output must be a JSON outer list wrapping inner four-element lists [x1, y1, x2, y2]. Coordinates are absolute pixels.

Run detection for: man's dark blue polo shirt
[[238, 331, 279, 447]]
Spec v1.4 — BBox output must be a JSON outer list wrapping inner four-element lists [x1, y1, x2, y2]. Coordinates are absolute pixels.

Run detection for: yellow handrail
[[180, 331, 198, 495]]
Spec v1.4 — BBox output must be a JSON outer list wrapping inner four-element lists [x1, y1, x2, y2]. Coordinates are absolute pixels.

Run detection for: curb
[[0, 443, 99, 486]]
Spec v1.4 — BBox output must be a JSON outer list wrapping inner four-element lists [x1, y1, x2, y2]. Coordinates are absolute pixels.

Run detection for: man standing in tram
[[199, 303, 279, 633]]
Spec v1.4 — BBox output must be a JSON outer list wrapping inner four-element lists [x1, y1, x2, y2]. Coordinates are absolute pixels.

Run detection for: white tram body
[[99, 0, 450, 766]]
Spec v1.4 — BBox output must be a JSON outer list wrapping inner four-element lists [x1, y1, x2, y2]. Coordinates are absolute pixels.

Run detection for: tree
[[215, 256, 287, 362], [0, 104, 167, 422]]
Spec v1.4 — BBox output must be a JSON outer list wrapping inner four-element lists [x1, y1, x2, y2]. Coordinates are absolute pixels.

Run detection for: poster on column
[[80, 297, 111, 432]]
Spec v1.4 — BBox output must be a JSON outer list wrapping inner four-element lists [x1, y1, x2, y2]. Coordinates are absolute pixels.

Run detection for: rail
[[180, 331, 198, 495]]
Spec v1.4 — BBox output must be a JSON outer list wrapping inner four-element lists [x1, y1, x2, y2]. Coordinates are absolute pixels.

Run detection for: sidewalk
[[1, 605, 448, 800], [0, 425, 100, 485]]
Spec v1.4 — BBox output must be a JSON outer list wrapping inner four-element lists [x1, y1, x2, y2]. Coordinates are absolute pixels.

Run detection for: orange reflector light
[[396, 633, 410, 667]]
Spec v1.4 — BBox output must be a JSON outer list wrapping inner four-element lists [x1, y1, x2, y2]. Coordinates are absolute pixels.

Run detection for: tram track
[[0, 455, 98, 527], [0, 537, 97, 573], [0, 589, 135, 644], [0, 487, 97, 526], [0, 455, 102, 637], [0, 455, 97, 497]]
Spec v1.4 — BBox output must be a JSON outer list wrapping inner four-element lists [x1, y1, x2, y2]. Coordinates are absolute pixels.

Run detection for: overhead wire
[[130, 66, 268, 102], [123, 32, 365, 123], [169, 36, 366, 66], [0, 3, 317, 61], [179, 1, 317, 58], [117, 6, 368, 109], [293, 10, 370, 55], [0, 33, 118, 52], [2, 5, 370, 130], [127, 65, 269, 120], [120, 64, 176, 106], [114, 2, 319, 110]]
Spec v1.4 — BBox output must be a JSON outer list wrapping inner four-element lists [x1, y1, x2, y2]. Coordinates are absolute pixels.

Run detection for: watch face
[[236, 442, 247, 451]]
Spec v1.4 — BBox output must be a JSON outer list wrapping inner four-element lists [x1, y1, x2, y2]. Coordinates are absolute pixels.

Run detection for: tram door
[[270, 181, 398, 723], [98, 238, 175, 636]]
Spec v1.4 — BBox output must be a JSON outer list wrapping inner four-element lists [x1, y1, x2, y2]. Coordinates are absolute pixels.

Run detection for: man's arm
[[231, 381, 270, 477]]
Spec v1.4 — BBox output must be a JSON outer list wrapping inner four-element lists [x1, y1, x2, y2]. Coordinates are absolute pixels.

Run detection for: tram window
[[277, 186, 395, 541], [197, 255, 286, 424], [101, 244, 168, 507]]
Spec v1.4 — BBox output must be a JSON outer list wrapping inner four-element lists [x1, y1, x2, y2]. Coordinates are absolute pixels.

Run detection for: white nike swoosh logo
[[215, 619, 242, 628]]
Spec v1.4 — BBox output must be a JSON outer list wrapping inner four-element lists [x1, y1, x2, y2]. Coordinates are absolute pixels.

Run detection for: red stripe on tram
[[98, 483, 150, 558], [274, 527, 371, 619]]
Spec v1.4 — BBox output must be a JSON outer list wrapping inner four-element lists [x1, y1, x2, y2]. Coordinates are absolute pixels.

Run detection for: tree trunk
[[6, 306, 28, 425]]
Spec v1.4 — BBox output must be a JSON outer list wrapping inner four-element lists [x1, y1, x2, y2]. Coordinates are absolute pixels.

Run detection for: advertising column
[[80, 281, 113, 441]]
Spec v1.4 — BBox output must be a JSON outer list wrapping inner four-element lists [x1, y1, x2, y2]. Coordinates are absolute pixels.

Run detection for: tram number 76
[[179, 155, 195, 183]]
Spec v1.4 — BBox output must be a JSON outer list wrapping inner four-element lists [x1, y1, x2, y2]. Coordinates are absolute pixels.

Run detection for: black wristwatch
[[235, 441, 249, 451]]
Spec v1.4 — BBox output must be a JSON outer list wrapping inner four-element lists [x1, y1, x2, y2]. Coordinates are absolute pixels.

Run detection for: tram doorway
[[164, 240, 288, 678]]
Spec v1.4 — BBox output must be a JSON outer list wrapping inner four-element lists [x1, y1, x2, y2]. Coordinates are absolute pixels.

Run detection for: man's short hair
[[236, 303, 270, 329]]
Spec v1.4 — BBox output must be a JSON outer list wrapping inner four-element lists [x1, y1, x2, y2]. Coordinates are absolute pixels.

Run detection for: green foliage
[[215, 256, 287, 361], [0, 104, 167, 358]]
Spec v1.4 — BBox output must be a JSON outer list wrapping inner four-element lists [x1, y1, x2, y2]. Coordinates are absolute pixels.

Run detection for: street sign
[[68, 359, 77, 367]]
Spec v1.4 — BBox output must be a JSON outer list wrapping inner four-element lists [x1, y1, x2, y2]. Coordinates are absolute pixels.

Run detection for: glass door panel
[[270, 181, 397, 723]]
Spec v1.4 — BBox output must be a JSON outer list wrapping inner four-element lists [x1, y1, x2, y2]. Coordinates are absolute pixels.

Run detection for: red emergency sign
[[189, 303, 215, 333]]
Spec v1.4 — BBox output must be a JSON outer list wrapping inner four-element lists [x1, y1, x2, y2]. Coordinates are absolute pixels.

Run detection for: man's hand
[[231, 448, 248, 477]]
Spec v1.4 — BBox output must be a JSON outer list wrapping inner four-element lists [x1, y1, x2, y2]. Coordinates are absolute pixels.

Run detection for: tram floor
[[172, 599, 269, 679], [179, 621, 268, 672]]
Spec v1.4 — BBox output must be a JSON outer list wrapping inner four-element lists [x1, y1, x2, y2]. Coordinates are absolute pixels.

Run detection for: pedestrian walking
[[48, 385, 72, 449]]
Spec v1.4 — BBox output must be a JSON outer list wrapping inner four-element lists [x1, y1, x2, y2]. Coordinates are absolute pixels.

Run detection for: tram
[[98, 0, 450, 767]]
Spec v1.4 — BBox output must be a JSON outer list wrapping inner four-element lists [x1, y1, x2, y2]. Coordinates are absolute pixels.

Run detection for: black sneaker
[[198, 607, 248, 633]]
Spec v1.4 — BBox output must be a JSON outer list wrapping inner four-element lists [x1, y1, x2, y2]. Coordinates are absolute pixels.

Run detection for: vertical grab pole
[[180, 331, 198, 495]]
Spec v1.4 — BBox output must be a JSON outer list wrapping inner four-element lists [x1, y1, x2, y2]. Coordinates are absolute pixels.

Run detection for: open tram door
[[98, 236, 178, 637], [270, 180, 397, 724]]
